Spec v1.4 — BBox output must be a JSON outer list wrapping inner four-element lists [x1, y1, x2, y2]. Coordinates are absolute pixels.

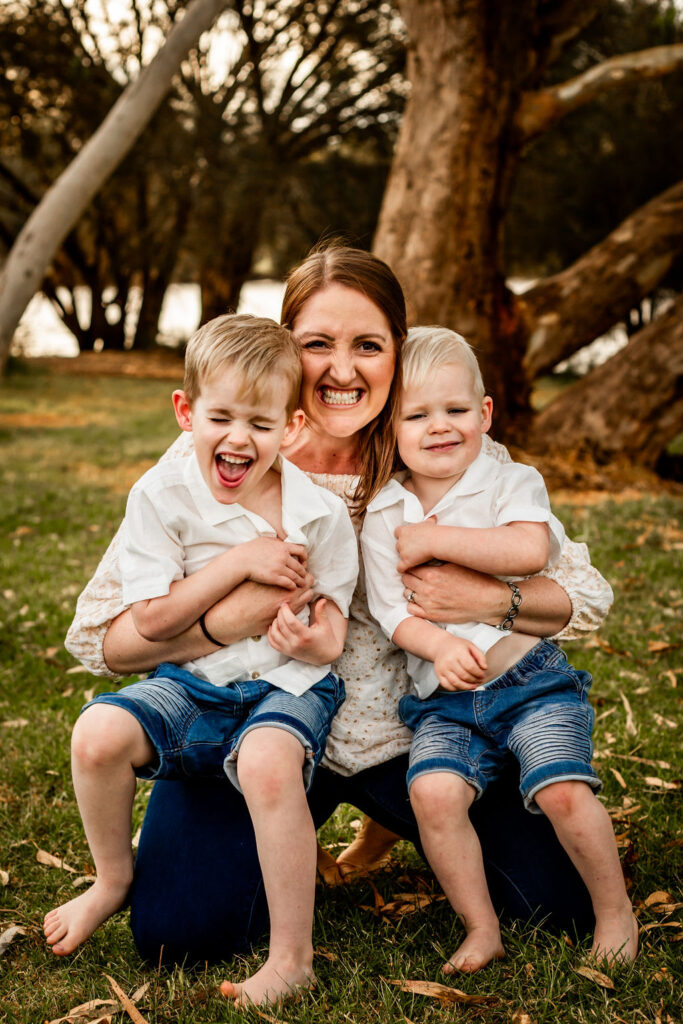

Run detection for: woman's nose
[[329, 349, 357, 385]]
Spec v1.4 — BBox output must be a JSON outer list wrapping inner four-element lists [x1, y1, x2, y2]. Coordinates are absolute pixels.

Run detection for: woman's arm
[[103, 576, 315, 674], [401, 563, 572, 637]]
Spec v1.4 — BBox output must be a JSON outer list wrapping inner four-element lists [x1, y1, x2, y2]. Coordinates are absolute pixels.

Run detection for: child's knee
[[236, 727, 305, 802], [72, 704, 144, 768], [534, 780, 592, 819], [410, 772, 474, 823]]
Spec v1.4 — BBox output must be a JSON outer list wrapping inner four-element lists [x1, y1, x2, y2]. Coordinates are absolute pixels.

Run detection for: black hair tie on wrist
[[199, 612, 225, 648]]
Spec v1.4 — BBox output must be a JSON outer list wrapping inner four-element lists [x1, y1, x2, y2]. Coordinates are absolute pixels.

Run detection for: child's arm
[[393, 617, 487, 690], [267, 598, 348, 665], [395, 518, 550, 577], [131, 537, 308, 642]]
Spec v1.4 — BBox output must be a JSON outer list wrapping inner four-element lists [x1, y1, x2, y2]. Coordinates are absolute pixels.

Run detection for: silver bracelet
[[498, 581, 522, 631]]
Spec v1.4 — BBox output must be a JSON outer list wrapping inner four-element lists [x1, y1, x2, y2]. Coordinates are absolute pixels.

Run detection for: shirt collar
[[184, 452, 331, 537], [366, 450, 500, 519]]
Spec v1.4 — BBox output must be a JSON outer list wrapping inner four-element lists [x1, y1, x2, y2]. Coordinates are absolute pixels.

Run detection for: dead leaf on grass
[[644, 891, 675, 908], [511, 1011, 535, 1024], [72, 875, 96, 888], [37, 849, 78, 873], [575, 966, 615, 990], [639, 921, 683, 933], [609, 767, 627, 789], [105, 975, 149, 1024], [0, 925, 27, 956], [651, 712, 677, 730], [315, 947, 338, 961], [644, 777, 680, 791], [619, 693, 637, 736], [66, 666, 89, 675], [648, 640, 676, 654], [2, 718, 29, 728], [47, 998, 119, 1024], [0, 868, 9, 886], [383, 977, 498, 1005], [381, 892, 447, 918], [83, 687, 96, 702]]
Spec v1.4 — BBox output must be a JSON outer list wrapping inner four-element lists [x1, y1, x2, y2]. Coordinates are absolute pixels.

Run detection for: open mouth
[[215, 453, 253, 487], [318, 387, 363, 407]]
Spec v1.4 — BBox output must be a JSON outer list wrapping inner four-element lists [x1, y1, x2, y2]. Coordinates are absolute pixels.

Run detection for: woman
[[66, 244, 612, 967]]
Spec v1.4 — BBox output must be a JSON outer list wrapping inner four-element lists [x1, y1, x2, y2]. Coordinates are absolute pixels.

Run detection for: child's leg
[[534, 781, 638, 963], [220, 727, 317, 1007], [43, 704, 155, 955], [410, 772, 505, 973]]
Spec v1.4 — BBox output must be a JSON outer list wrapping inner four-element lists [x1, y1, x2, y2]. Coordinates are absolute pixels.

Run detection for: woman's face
[[292, 283, 396, 440]]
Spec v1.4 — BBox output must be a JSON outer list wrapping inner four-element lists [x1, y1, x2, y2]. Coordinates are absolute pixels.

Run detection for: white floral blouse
[[65, 433, 613, 776]]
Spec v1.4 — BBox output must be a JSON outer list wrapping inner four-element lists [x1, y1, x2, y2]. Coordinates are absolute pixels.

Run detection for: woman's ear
[[481, 395, 493, 435], [172, 390, 193, 432], [281, 408, 306, 449]]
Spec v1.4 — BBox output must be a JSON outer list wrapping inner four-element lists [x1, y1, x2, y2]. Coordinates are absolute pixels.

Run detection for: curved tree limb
[[516, 44, 683, 144], [526, 293, 683, 466], [521, 180, 683, 379], [0, 0, 228, 375]]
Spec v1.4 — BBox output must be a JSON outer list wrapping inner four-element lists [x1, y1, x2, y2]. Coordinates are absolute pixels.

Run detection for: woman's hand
[[401, 563, 572, 636]]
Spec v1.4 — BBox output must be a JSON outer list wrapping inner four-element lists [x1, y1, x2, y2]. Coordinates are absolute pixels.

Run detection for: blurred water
[[12, 280, 287, 358], [13, 277, 624, 373]]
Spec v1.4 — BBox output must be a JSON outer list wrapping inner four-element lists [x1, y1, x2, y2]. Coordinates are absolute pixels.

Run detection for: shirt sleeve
[[305, 498, 359, 617], [538, 538, 614, 641], [492, 462, 565, 565], [360, 508, 412, 641], [64, 432, 194, 678], [119, 485, 185, 606]]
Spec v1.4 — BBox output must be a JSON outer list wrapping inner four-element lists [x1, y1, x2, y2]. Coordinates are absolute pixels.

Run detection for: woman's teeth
[[320, 388, 361, 406]]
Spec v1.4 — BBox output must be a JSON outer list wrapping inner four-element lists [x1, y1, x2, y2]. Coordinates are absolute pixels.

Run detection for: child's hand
[[434, 636, 487, 690], [239, 537, 308, 590], [267, 599, 342, 665], [395, 517, 439, 572]]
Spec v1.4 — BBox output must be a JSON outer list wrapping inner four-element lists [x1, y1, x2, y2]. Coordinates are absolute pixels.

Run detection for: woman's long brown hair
[[281, 242, 407, 515]]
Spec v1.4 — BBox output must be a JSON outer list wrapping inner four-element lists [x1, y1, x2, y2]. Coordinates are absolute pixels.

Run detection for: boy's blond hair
[[402, 326, 485, 401], [183, 313, 302, 416]]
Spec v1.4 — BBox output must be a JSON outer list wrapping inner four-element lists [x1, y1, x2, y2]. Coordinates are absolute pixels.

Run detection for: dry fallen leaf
[[639, 921, 683, 933], [66, 665, 89, 675], [2, 718, 29, 728], [575, 966, 615, 990], [644, 777, 680, 791], [644, 891, 675, 908], [381, 892, 447, 918], [651, 712, 677, 730], [383, 977, 498, 1005], [511, 1011, 535, 1024], [619, 692, 637, 736], [0, 869, 9, 886], [0, 925, 27, 957], [648, 640, 675, 653], [37, 849, 78, 873], [47, 998, 119, 1024], [72, 875, 96, 888], [609, 767, 627, 789], [105, 975, 150, 1024]]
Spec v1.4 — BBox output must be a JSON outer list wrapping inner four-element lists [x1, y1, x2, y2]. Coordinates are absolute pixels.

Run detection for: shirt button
[[251, 671, 259, 679]]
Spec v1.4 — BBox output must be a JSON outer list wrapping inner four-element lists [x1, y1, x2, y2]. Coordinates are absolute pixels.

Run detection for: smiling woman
[[63, 243, 613, 994]]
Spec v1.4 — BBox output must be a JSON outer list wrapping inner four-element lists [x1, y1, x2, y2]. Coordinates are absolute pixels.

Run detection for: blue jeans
[[399, 640, 601, 810], [130, 752, 594, 965], [84, 663, 344, 793]]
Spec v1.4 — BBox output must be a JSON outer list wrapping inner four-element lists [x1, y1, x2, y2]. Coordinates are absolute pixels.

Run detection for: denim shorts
[[399, 640, 601, 813], [83, 662, 345, 793]]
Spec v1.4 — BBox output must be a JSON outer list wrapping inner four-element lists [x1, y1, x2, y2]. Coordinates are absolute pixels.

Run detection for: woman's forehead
[[293, 283, 391, 335]]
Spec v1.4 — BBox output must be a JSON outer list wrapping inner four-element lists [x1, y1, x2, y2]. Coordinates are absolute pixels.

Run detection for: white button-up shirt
[[120, 453, 358, 695], [361, 450, 565, 698]]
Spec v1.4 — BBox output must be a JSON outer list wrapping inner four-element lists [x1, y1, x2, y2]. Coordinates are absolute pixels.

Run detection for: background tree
[[373, 0, 683, 466]]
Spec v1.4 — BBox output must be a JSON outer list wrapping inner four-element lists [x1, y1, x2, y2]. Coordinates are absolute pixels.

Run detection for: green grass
[[1, 363, 681, 1023]]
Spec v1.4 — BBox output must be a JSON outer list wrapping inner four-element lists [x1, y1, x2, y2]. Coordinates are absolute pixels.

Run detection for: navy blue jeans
[[129, 754, 593, 965]]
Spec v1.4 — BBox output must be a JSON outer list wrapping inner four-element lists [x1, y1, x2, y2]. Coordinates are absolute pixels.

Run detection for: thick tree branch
[[517, 44, 683, 143], [521, 180, 683, 378], [527, 294, 683, 466]]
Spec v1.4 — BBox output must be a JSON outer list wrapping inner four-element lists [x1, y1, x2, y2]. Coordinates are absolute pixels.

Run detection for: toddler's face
[[396, 361, 492, 489], [173, 366, 303, 508]]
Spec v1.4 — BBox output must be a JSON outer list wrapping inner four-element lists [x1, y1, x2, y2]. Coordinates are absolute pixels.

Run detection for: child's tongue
[[216, 456, 251, 484]]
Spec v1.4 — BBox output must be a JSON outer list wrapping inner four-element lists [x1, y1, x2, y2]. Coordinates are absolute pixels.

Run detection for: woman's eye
[[358, 341, 382, 353], [302, 339, 328, 350]]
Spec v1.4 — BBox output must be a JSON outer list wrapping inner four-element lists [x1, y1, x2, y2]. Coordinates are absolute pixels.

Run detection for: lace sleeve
[[538, 537, 613, 641], [64, 432, 195, 677]]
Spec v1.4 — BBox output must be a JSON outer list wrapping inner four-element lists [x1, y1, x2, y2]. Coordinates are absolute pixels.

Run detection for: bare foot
[[335, 817, 399, 881], [442, 924, 505, 974], [316, 843, 344, 886], [219, 958, 316, 1008], [592, 907, 639, 965], [43, 878, 130, 955]]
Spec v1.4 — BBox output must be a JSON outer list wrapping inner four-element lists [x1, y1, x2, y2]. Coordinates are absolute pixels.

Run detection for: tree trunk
[[526, 294, 683, 466], [0, 0, 228, 375], [373, 0, 551, 432], [521, 181, 683, 378]]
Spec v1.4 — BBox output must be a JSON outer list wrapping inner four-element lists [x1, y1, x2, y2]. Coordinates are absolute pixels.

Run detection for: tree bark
[[526, 294, 683, 466], [521, 180, 683, 378], [516, 44, 683, 144], [0, 0, 228, 375]]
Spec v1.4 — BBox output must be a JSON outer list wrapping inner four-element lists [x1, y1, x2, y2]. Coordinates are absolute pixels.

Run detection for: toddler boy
[[361, 326, 636, 973], [45, 314, 358, 1007]]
